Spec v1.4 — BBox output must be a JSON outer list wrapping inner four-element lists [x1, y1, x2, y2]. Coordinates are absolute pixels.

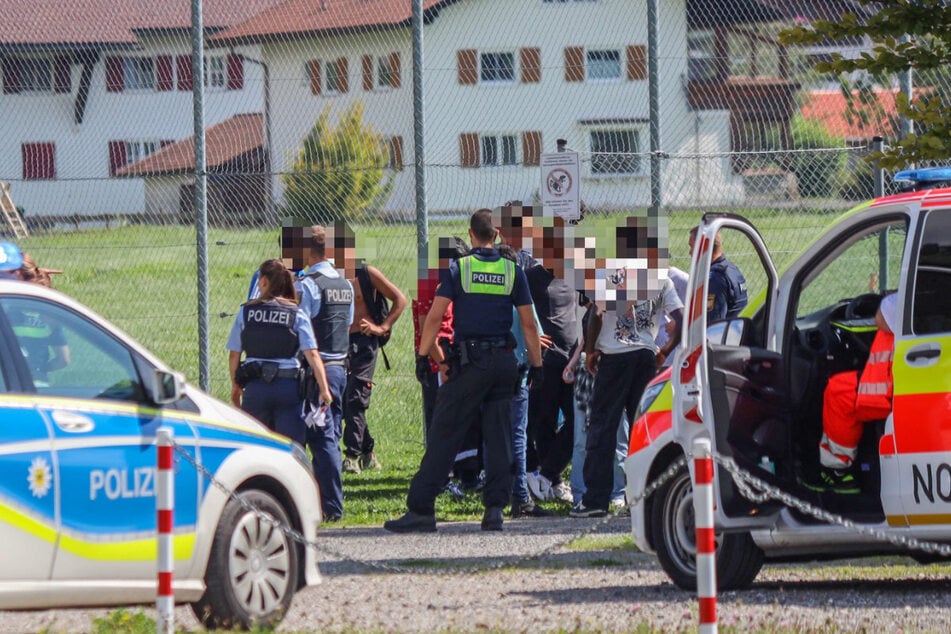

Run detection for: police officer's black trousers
[[406, 348, 518, 515], [343, 333, 378, 458]]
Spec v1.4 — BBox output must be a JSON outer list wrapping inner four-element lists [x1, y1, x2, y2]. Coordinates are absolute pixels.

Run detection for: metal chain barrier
[[713, 452, 951, 558], [171, 441, 688, 575]]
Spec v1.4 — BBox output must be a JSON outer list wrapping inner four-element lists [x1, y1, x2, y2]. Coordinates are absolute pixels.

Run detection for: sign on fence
[[540, 152, 581, 222]]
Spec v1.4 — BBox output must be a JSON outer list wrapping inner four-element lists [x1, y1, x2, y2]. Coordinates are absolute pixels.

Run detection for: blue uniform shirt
[[437, 247, 533, 340], [226, 302, 318, 370], [708, 255, 748, 322], [295, 260, 354, 361]]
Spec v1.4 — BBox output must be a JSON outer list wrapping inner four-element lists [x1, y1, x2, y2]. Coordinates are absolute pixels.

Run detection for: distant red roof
[[800, 89, 901, 140], [118, 113, 263, 176], [0, 0, 284, 47], [214, 0, 452, 45]]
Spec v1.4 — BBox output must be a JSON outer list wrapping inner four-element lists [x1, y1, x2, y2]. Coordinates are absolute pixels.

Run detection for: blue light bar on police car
[[893, 167, 951, 183]]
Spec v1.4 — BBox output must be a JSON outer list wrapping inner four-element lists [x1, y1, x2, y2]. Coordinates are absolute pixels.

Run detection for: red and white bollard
[[156, 428, 175, 634], [692, 436, 717, 633]]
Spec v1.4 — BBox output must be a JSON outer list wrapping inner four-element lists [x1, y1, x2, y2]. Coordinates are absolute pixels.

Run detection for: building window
[[22, 143, 56, 180], [204, 56, 225, 89], [376, 54, 400, 89], [480, 52, 515, 83], [586, 49, 621, 81], [590, 129, 640, 175], [126, 140, 160, 165], [123, 57, 155, 91], [482, 134, 518, 166], [324, 58, 348, 94], [688, 30, 718, 82], [19, 58, 53, 92]]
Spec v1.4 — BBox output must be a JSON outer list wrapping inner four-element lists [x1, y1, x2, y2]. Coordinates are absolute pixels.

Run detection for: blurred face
[[324, 223, 358, 279]]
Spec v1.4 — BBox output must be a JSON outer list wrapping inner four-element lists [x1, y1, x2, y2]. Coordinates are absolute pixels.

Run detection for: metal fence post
[[692, 436, 717, 633], [156, 428, 175, 634], [192, 0, 210, 392], [412, 0, 427, 283], [872, 136, 888, 291]]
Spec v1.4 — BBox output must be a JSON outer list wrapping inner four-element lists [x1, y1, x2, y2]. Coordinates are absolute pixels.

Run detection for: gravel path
[[4, 516, 951, 633]]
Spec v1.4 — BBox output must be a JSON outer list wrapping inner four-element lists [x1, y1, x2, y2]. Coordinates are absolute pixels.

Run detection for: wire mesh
[[0, 0, 934, 405]]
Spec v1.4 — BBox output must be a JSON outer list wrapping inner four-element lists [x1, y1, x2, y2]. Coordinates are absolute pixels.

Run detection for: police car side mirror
[[151, 369, 186, 405]]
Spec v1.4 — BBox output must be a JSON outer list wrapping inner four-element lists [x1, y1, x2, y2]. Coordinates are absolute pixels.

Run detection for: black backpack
[[355, 264, 392, 369]]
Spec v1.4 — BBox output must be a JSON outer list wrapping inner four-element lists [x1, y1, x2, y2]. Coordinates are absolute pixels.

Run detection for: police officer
[[227, 259, 331, 445], [689, 226, 748, 321], [385, 209, 543, 533], [296, 224, 354, 522]]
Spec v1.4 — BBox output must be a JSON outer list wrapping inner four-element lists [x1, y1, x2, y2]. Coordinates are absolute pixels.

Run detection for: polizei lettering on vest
[[247, 308, 292, 326], [471, 272, 506, 286], [325, 288, 353, 304]]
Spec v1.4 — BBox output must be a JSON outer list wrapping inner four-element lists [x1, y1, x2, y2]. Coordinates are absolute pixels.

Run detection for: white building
[[0, 0, 279, 220]]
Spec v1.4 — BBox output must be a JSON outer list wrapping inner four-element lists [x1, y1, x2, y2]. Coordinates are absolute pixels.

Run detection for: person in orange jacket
[[816, 292, 897, 492]]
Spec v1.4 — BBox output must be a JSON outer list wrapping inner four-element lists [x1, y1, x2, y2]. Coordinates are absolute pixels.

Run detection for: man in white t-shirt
[[570, 224, 684, 517]]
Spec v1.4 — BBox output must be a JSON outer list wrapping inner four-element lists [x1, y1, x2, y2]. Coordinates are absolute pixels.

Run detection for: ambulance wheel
[[650, 462, 764, 591], [192, 490, 299, 630]]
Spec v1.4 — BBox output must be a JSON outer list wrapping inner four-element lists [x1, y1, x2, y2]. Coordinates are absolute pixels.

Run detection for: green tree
[[282, 101, 394, 223], [779, 0, 951, 169]]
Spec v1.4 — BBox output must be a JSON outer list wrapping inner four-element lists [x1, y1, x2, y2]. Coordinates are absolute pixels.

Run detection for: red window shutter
[[522, 131, 542, 167], [457, 49, 477, 85], [176, 55, 193, 90], [362, 55, 373, 90], [108, 141, 127, 176], [460, 133, 480, 168], [106, 56, 124, 92], [2, 57, 22, 94], [337, 58, 349, 93], [227, 54, 244, 90], [520, 48, 541, 84], [156, 56, 173, 91], [389, 52, 401, 88], [564, 47, 584, 82], [627, 45, 647, 81], [391, 136, 404, 171], [308, 60, 321, 95], [54, 56, 72, 93], [23, 143, 55, 180]]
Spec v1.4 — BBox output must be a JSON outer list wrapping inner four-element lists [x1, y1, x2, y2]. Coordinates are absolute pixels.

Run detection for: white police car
[[0, 277, 321, 629]]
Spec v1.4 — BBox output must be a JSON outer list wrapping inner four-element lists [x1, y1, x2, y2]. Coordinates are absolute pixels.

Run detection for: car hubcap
[[229, 510, 292, 616], [666, 475, 697, 575]]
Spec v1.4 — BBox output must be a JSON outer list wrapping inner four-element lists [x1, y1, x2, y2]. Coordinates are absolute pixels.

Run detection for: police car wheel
[[650, 462, 764, 592], [191, 490, 299, 630]]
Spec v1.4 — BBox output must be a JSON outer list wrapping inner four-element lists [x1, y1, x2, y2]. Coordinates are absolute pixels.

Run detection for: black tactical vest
[[306, 271, 352, 356], [241, 300, 299, 359]]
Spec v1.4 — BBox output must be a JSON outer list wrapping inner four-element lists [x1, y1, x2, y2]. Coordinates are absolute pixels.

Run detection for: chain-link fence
[[1, 0, 940, 403]]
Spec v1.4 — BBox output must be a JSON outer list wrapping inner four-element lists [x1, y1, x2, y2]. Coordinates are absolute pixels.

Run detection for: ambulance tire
[[192, 490, 299, 630], [650, 463, 764, 591]]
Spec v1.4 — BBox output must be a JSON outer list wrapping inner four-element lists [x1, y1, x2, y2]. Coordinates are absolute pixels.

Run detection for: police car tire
[[191, 490, 299, 630], [650, 462, 764, 592]]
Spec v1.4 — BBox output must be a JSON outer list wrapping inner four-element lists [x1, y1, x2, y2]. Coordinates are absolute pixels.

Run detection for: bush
[[281, 101, 393, 224], [786, 115, 848, 198]]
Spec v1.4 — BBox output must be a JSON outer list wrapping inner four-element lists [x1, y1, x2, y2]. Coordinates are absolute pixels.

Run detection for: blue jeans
[[307, 363, 346, 519], [510, 380, 530, 504]]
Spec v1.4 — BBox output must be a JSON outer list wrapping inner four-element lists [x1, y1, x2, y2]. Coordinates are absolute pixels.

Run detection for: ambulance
[[0, 278, 322, 628], [625, 168, 951, 591]]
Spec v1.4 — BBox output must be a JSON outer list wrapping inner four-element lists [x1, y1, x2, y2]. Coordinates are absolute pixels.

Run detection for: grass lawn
[[15, 205, 869, 527]]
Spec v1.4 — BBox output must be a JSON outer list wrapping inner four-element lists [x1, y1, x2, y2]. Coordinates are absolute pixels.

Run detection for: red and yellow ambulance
[[625, 168, 951, 591]]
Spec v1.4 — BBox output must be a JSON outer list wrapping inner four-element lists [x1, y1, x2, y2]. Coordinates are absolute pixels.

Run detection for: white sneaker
[[550, 481, 573, 504], [526, 471, 552, 501], [610, 497, 628, 509]]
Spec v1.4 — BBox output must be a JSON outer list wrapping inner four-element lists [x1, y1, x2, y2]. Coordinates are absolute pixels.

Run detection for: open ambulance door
[[673, 213, 785, 532]]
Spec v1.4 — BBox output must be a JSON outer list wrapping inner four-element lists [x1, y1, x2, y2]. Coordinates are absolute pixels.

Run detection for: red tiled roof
[[0, 0, 284, 47], [214, 0, 452, 45], [800, 88, 900, 140], [118, 113, 263, 176]]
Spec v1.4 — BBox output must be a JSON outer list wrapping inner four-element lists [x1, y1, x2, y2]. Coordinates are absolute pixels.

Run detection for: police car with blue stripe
[[0, 245, 322, 629]]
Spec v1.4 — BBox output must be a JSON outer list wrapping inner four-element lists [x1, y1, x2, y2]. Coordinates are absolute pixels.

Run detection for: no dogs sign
[[540, 151, 581, 222]]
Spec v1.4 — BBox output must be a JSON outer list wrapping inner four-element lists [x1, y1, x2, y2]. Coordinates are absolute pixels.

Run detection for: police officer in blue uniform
[[385, 209, 543, 533], [296, 224, 354, 522], [689, 226, 748, 321], [227, 259, 331, 444]]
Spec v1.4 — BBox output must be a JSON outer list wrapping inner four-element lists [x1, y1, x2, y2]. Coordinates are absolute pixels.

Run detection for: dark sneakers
[[511, 500, 553, 518], [569, 502, 608, 518], [804, 469, 861, 494], [383, 511, 437, 533], [481, 506, 504, 531]]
